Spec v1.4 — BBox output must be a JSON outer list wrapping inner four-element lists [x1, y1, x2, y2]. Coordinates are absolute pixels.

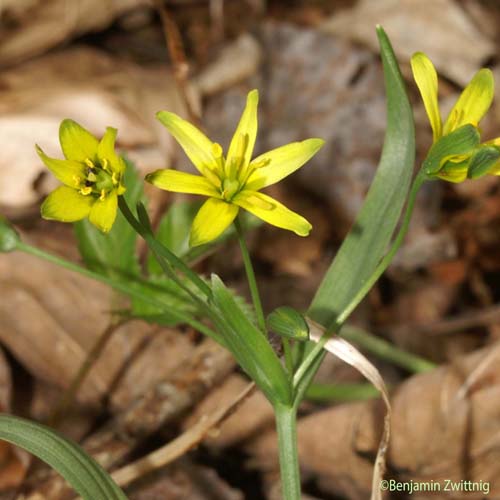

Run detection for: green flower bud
[[467, 146, 500, 179], [423, 124, 480, 176], [0, 217, 20, 252], [267, 306, 309, 341]]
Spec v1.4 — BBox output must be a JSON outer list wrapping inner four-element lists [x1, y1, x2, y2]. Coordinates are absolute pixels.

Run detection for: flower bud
[[267, 306, 309, 341], [0, 217, 20, 252]]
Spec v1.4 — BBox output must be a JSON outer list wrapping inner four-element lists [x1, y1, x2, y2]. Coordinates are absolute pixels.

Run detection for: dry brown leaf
[[110, 382, 254, 490], [0, 250, 193, 411], [321, 0, 494, 86], [0, 346, 31, 490], [0, 0, 149, 68], [0, 46, 197, 208], [307, 320, 391, 500], [183, 374, 274, 449], [249, 343, 500, 499]]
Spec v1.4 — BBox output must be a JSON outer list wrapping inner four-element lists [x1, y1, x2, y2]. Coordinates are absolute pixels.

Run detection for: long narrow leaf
[[308, 26, 415, 328], [0, 415, 127, 500], [211, 275, 290, 404]]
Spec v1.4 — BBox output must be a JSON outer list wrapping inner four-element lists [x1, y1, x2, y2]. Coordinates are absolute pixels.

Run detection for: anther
[[84, 158, 95, 169]]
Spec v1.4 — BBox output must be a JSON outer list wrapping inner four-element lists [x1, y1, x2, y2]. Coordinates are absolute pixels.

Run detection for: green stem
[[274, 404, 301, 500], [340, 325, 435, 373], [234, 217, 266, 333], [17, 242, 221, 343], [294, 170, 427, 388]]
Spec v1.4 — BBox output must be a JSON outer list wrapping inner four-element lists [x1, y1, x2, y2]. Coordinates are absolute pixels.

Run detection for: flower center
[[221, 178, 240, 201], [77, 158, 122, 199]]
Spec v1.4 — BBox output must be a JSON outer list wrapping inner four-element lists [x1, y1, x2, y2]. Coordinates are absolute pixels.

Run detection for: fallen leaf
[[321, 0, 495, 86]]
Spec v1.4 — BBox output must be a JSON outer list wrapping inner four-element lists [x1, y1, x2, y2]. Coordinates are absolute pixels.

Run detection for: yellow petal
[[245, 138, 324, 190], [443, 68, 494, 135], [190, 198, 239, 246], [156, 111, 216, 174], [36, 145, 86, 188], [59, 119, 99, 162], [41, 186, 93, 222], [97, 127, 125, 173], [145, 169, 221, 197], [411, 52, 442, 141], [233, 190, 311, 236], [88, 191, 118, 233], [226, 90, 259, 175]]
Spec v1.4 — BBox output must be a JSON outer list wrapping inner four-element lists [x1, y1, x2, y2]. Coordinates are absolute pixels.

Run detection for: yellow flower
[[411, 52, 498, 183], [146, 90, 324, 246], [37, 120, 126, 233]]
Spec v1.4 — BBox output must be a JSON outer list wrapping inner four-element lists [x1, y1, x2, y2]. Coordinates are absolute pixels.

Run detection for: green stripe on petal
[[156, 111, 216, 174], [145, 169, 221, 197], [234, 190, 311, 236], [245, 138, 324, 190], [41, 186, 93, 222], [59, 119, 99, 162], [97, 127, 125, 174], [190, 198, 239, 246], [411, 52, 442, 141], [88, 191, 118, 233], [36, 145, 86, 188], [443, 68, 494, 135], [226, 90, 259, 175]]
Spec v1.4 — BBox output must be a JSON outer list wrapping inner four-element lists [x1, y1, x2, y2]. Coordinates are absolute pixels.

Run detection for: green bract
[[37, 120, 126, 233]]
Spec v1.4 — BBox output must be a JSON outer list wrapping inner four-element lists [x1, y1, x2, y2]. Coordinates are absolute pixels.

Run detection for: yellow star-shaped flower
[[411, 52, 500, 182], [37, 120, 126, 232], [146, 90, 324, 246]]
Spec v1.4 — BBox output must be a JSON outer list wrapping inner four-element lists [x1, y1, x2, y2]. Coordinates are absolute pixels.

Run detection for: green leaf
[[211, 274, 290, 404], [0, 414, 127, 500], [74, 159, 143, 279], [308, 26, 415, 329]]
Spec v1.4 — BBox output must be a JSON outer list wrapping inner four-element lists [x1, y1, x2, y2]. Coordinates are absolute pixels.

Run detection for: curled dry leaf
[[307, 319, 391, 500], [321, 0, 494, 86]]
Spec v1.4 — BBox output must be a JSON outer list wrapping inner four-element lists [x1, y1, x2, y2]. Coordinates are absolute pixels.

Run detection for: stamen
[[72, 175, 82, 187], [212, 143, 223, 158], [100, 189, 106, 201], [112, 172, 119, 185], [80, 187, 92, 196], [84, 158, 95, 169], [102, 158, 109, 171]]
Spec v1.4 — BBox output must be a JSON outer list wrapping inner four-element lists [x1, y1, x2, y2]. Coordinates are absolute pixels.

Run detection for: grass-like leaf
[[308, 26, 416, 329], [0, 414, 127, 499]]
